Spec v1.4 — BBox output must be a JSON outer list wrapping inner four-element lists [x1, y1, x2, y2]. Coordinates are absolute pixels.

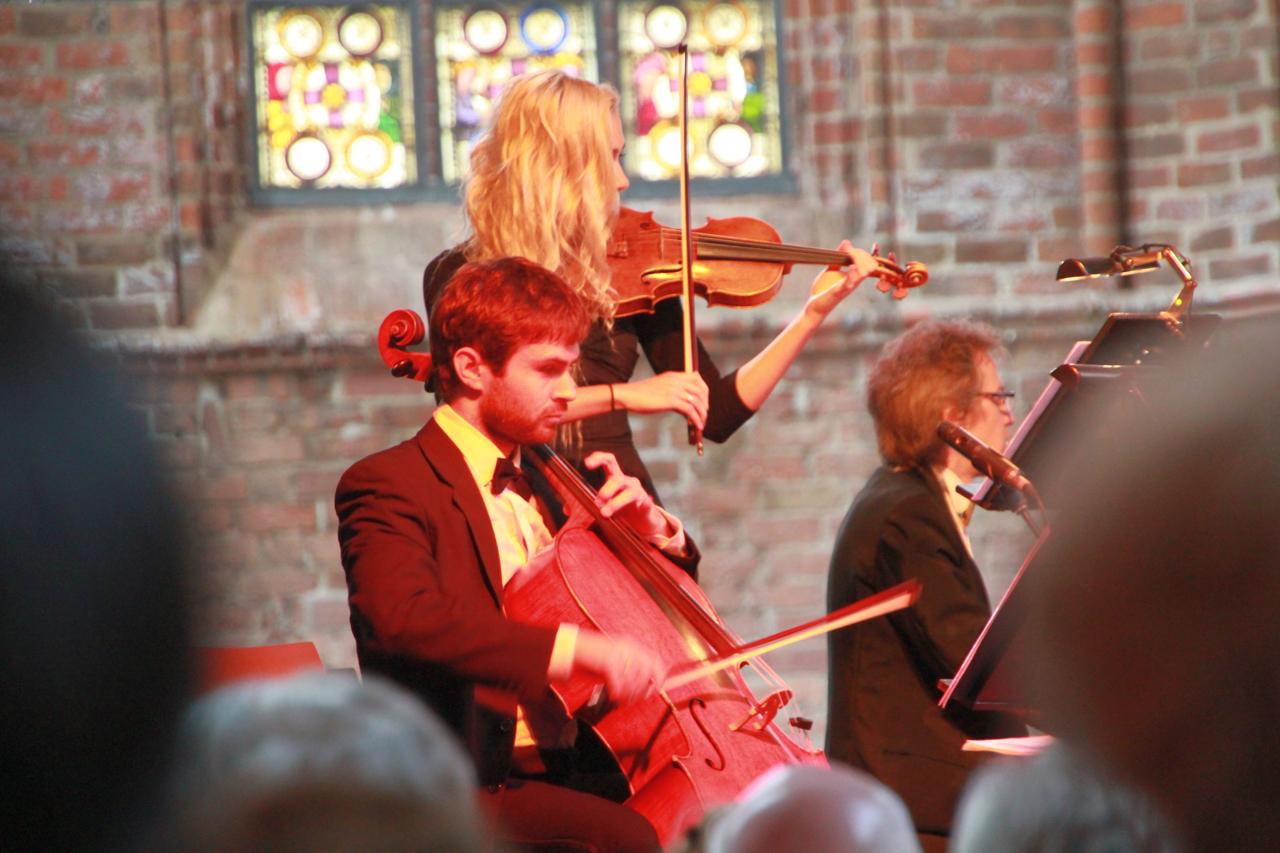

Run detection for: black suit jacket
[[825, 466, 1023, 834], [336, 419, 559, 785]]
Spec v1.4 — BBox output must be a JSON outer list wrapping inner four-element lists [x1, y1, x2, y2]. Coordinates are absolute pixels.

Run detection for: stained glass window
[[434, 2, 599, 183], [247, 1, 788, 198], [248, 2, 420, 196], [617, 0, 784, 181]]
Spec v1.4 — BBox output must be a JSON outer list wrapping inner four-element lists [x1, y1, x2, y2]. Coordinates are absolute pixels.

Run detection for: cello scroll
[[377, 308, 432, 382]]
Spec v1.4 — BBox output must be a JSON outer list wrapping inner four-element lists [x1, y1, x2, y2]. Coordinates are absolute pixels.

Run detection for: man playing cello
[[336, 257, 699, 851]]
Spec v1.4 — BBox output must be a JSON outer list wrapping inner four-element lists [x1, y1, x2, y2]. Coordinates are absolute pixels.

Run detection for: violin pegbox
[[875, 259, 928, 300], [876, 279, 911, 300]]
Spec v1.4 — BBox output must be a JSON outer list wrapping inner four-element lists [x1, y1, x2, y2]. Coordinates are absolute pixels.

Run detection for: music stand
[[941, 310, 1220, 716], [1079, 311, 1218, 365], [968, 311, 1219, 512], [938, 529, 1048, 717]]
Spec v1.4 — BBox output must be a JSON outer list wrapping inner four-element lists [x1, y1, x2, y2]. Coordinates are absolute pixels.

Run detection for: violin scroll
[[377, 309, 433, 382], [870, 256, 929, 300], [903, 261, 929, 289]]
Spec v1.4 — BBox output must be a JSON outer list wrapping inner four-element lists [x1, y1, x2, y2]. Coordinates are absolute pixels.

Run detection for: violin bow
[[661, 579, 923, 690], [676, 43, 703, 454]]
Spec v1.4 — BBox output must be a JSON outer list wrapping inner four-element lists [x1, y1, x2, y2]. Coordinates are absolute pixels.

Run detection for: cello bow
[[662, 579, 923, 691]]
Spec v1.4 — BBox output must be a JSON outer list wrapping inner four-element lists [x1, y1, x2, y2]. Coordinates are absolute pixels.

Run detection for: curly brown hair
[[867, 319, 1002, 469]]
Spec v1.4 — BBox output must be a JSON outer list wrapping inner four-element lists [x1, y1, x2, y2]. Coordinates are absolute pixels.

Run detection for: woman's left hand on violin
[[584, 451, 678, 543], [805, 240, 879, 320]]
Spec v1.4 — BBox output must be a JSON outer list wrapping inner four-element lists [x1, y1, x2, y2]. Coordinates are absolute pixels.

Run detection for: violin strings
[[652, 227, 847, 265], [635, 228, 912, 282]]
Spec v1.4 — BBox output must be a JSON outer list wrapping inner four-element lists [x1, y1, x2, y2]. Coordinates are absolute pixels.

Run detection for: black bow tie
[[491, 456, 533, 500]]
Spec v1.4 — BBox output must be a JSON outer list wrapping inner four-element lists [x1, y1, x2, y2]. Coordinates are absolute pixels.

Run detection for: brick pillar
[[887, 1, 1079, 297], [1072, 0, 1127, 256], [783, 0, 865, 230], [0, 0, 249, 332], [160, 0, 249, 321], [854, 0, 901, 241]]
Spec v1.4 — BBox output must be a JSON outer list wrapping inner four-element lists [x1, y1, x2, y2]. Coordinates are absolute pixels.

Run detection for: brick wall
[[6, 1, 1276, 334], [781, 0, 1280, 300], [7, 0, 1280, 747], [0, 0, 244, 329], [1112, 0, 1280, 280], [114, 343, 399, 669]]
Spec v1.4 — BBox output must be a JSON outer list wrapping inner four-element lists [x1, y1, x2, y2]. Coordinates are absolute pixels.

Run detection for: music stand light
[[1056, 243, 1198, 324]]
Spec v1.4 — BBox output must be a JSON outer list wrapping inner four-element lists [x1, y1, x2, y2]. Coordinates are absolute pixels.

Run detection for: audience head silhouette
[[0, 283, 194, 851], [1027, 320, 1280, 852], [169, 672, 485, 851], [952, 744, 1184, 852], [701, 764, 921, 853]]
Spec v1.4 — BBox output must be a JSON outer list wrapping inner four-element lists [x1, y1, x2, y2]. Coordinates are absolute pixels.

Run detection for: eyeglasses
[[977, 390, 1015, 408]]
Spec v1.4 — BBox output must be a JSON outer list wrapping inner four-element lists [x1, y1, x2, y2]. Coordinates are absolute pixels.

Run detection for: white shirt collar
[[936, 466, 975, 525]]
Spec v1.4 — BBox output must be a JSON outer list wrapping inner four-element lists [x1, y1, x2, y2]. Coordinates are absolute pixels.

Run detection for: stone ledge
[[95, 281, 1280, 372]]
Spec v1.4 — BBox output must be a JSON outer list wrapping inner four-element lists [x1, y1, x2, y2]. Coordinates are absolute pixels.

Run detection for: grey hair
[[171, 672, 474, 807]]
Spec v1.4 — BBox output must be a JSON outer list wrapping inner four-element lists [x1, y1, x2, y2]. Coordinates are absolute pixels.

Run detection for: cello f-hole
[[688, 698, 727, 771]]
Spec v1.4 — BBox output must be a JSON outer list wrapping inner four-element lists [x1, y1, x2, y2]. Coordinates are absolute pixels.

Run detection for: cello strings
[[529, 447, 733, 653]]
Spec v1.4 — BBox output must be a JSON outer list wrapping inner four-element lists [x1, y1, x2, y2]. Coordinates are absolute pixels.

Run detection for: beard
[[479, 381, 564, 448]]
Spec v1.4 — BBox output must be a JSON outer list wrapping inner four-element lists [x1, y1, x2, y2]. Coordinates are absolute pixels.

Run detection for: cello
[[375, 311, 920, 846]]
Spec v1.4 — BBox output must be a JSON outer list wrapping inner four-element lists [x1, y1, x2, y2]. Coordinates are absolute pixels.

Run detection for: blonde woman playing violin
[[424, 69, 876, 503]]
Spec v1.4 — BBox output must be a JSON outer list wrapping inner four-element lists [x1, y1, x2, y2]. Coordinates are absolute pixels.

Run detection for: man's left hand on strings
[[583, 451, 675, 541]]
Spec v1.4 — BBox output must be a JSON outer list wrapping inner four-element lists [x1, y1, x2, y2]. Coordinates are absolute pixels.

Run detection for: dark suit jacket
[[335, 418, 701, 786], [336, 419, 559, 786], [825, 465, 1023, 835]]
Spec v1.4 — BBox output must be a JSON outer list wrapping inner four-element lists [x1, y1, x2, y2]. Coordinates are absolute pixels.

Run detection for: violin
[[607, 206, 929, 318]]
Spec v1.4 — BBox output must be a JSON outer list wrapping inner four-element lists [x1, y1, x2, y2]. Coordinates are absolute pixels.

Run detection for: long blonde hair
[[463, 70, 620, 321]]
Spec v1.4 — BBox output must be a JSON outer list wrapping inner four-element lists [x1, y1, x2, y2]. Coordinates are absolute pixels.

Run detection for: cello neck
[[525, 444, 736, 655]]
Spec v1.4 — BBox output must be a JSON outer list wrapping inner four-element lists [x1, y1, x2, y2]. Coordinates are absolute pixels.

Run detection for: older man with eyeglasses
[[825, 319, 1026, 853]]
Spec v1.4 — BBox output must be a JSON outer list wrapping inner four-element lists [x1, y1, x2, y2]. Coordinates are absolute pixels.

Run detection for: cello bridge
[[728, 689, 792, 733]]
